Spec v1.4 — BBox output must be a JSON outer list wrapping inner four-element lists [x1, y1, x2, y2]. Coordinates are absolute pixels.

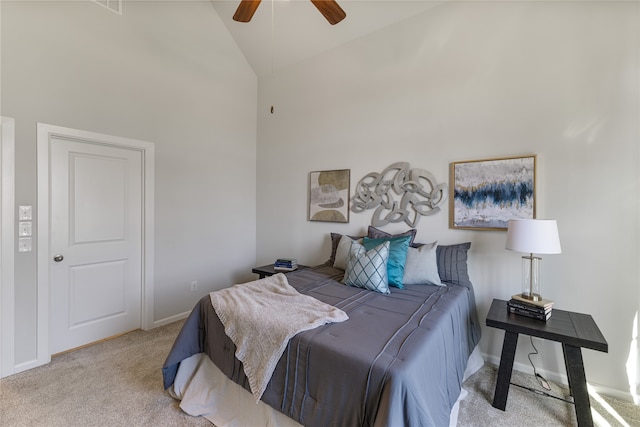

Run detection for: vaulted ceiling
[[211, 0, 442, 77]]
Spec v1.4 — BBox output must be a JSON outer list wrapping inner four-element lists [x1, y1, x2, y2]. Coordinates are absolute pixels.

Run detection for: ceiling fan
[[233, 0, 346, 25]]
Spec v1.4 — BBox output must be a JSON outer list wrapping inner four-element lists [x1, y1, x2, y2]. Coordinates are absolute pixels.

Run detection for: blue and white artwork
[[451, 156, 535, 230]]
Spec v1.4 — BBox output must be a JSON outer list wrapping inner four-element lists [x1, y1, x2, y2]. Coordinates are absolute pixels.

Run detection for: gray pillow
[[410, 241, 472, 288], [436, 242, 472, 289], [402, 242, 443, 286], [367, 226, 417, 246]]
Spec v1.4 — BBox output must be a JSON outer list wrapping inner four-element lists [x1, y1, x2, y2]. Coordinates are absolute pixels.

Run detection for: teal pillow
[[363, 235, 411, 289], [343, 241, 390, 294]]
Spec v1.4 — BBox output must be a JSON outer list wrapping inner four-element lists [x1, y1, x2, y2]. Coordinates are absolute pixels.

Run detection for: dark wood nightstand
[[486, 299, 608, 427], [251, 264, 310, 279]]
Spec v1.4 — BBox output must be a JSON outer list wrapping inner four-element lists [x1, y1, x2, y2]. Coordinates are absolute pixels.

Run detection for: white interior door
[[49, 137, 143, 354]]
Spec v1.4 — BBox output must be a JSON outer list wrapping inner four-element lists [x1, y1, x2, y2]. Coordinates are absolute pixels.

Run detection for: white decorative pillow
[[343, 240, 390, 294], [333, 235, 361, 270], [402, 241, 443, 286]]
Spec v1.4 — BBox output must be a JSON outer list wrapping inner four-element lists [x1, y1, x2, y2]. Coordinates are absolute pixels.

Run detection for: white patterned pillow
[[343, 240, 390, 294]]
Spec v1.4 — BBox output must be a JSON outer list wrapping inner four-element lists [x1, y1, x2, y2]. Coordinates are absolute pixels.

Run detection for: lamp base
[[521, 254, 542, 303], [520, 292, 542, 302]]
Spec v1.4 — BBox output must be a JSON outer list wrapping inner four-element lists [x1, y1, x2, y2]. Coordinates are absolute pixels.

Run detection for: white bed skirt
[[169, 346, 484, 427]]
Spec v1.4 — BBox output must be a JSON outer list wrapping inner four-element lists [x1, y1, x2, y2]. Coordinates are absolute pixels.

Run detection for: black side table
[[252, 264, 310, 279], [486, 299, 608, 427]]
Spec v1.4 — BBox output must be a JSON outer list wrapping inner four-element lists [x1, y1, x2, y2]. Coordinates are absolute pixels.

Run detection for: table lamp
[[505, 219, 561, 301]]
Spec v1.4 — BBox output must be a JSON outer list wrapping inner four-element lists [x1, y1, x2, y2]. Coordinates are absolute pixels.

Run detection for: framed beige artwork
[[309, 169, 350, 223]]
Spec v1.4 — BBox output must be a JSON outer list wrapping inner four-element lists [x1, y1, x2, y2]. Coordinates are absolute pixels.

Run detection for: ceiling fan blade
[[310, 0, 346, 25], [233, 0, 262, 23]]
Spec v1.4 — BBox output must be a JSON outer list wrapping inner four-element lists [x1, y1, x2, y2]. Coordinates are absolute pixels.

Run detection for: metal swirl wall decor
[[350, 162, 448, 228]]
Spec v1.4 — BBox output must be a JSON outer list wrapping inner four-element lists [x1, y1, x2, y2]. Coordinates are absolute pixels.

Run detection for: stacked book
[[274, 258, 298, 272], [507, 294, 554, 321]]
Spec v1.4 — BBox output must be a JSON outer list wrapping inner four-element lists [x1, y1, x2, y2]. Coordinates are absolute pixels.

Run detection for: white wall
[[257, 1, 639, 398], [1, 1, 257, 367]]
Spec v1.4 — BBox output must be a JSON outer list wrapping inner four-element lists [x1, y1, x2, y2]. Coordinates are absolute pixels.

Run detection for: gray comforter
[[163, 265, 481, 427]]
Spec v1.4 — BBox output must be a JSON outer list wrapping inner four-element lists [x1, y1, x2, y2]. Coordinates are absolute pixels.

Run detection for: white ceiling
[[210, 0, 443, 77]]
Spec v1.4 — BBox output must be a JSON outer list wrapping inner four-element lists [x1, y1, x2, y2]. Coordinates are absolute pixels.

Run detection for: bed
[[163, 232, 481, 427]]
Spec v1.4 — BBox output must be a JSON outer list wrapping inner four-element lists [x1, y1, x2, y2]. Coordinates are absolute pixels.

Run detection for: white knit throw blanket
[[209, 273, 349, 402]]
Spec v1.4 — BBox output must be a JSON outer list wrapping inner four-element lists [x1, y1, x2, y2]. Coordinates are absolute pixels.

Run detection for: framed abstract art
[[309, 169, 350, 223], [450, 155, 536, 230]]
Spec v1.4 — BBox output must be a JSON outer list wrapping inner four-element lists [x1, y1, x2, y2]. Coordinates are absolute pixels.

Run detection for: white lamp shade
[[505, 219, 561, 254]]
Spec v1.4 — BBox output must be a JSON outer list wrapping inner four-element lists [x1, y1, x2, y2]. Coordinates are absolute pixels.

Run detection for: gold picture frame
[[309, 169, 350, 223], [450, 155, 536, 230]]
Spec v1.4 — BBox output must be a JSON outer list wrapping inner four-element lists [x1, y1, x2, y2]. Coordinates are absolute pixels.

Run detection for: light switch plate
[[19, 206, 32, 221], [19, 221, 32, 237], [18, 237, 32, 252]]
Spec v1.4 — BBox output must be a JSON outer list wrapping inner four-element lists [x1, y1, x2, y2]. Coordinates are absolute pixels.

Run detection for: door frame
[[1, 117, 16, 378], [36, 123, 154, 368]]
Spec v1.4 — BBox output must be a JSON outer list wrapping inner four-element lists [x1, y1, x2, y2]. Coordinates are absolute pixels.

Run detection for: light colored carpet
[[1, 320, 638, 426], [0, 321, 209, 427], [458, 364, 640, 427]]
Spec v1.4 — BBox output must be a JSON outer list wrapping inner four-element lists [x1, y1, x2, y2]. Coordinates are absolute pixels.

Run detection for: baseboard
[[588, 382, 637, 404], [481, 351, 635, 403], [153, 311, 190, 328], [13, 359, 43, 375], [6, 314, 190, 377]]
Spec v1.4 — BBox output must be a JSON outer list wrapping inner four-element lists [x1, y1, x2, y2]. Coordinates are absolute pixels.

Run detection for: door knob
[[53, 254, 64, 262]]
